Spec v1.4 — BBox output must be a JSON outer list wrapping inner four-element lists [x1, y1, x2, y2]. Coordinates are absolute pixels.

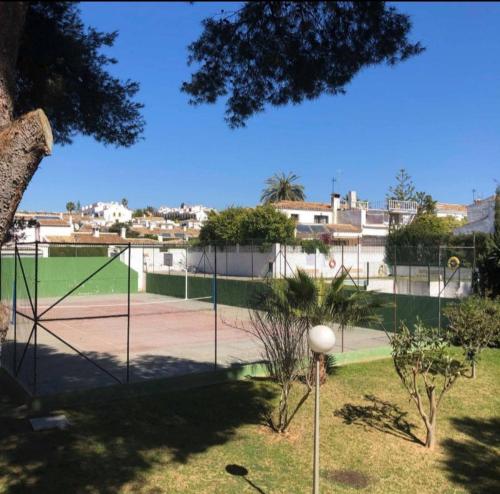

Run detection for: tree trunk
[[0, 110, 53, 243], [472, 360, 477, 379], [424, 389, 437, 450], [0, 3, 53, 244]]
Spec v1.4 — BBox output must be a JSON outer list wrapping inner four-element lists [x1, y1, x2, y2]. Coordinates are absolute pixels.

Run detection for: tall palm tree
[[261, 172, 306, 204]]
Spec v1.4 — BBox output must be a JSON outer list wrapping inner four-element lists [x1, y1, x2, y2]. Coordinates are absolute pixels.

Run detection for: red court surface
[[5, 292, 389, 396], [8, 293, 262, 395]]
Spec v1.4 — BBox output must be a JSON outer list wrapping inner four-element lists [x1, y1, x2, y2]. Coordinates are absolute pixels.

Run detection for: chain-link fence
[[0, 239, 475, 397]]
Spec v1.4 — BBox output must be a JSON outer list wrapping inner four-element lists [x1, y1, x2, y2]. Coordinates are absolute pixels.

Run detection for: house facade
[[81, 202, 133, 224]]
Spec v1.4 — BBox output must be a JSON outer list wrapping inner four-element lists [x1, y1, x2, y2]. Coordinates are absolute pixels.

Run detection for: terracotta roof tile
[[273, 200, 332, 212]]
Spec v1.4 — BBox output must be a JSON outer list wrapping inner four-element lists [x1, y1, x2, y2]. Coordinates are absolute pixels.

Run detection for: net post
[[126, 243, 131, 384], [214, 244, 218, 371]]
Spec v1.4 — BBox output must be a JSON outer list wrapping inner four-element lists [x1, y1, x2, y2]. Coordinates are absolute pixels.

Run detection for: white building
[[274, 191, 418, 243], [81, 202, 133, 225], [435, 202, 468, 220], [158, 204, 213, 226], [13, 213, 74, 242], [454, 195, 496, 235]]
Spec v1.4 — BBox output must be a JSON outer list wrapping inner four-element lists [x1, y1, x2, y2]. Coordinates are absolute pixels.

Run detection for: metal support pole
[[313, 355, 320, 494], [185, 245, 188, 300], [314, 249, 317, 279], [366, 262, 369, 285], [33, 241, 39, 395], [393, 247, 397, 332], [126, 243, 131, 383], [357, 241, 360, 287], [251, 241, 254, 280], [13, 241, 18, 372], [408, 262, 412, 295], [214, 245, 218, 371], [438, 246, 442, 332]]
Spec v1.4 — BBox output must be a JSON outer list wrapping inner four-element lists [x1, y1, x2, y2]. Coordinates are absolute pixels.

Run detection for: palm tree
[[261, 172, 305, 204], [248, 270, 383, 432]]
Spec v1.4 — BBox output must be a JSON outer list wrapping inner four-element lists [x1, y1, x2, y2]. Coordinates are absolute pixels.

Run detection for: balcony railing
[[387, 199, 418, 213]]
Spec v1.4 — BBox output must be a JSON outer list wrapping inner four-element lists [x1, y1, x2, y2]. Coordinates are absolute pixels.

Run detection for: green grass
[[0, 350, 499, 493]]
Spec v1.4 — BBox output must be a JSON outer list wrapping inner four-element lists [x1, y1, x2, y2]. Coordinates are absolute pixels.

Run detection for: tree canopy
[[199, 205, 295, 245], [15, 2, 144, 146], [183, 2, 423, 127]]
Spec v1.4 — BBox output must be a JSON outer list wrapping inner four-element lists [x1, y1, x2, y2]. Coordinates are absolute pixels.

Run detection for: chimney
[[331, 193, 341, 224], [348, 190, 357, 209], [121, 227, 127, 239], [92, 226, 100, 238]]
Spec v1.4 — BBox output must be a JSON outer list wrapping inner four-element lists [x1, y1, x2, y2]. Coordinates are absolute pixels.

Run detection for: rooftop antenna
[[472, 188, 476, 202], [331, 169, 342, 196]]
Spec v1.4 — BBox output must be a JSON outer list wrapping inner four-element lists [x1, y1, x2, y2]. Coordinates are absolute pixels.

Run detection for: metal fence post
[[393, 246, 397, 332], [126, 243, 131, 384], [13, 240, 18, 372], [251, 241, 254, 280], [33, 240, 39, 395], [438, 246, 442, 332], [214, 245, 218, 371]]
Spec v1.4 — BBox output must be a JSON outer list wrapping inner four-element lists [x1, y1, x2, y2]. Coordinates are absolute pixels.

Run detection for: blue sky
[[20, 2, 500, 212]]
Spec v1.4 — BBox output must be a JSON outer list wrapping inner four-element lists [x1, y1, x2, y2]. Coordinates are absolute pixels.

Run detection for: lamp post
[[307, 325, 336, 494]]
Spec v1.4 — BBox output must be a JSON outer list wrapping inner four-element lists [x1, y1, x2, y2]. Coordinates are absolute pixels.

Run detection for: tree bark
[[0, 110, 53, 243], [0, 2, 53, 244]]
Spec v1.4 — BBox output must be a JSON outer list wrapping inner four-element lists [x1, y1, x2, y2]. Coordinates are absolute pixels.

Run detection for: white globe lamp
[[308, 324, 336, 494], [308, 324, 336, 354]]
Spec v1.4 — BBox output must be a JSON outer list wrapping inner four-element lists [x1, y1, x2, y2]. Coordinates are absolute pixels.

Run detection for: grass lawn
[[0, 349, 499, 493]]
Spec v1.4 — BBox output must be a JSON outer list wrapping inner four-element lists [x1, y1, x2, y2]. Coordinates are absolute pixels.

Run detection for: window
[[290, 214, 299, 222], [314, 215, 328, 224]]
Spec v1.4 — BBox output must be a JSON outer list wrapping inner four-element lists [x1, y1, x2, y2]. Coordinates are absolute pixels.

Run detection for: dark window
[[314, 215, 328, 224], [290, 214, 299, 222]]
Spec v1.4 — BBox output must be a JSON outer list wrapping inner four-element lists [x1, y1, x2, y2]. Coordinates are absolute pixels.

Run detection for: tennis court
[[0, 242, 390, 397], [5, 292, 265, 395]]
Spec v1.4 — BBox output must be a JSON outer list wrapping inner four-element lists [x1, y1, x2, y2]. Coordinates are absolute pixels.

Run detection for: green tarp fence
[[146, 273, 455, 331]]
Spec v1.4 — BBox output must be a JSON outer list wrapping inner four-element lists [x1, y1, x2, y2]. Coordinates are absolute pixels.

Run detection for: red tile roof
[[273, 200, 331, 212]]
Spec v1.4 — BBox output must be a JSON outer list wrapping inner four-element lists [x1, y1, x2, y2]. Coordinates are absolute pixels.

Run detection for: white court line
[[37, 296, 212, 310]]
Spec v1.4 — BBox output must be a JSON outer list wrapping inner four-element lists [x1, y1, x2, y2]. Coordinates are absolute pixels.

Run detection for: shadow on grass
[[225, 464, 267, 494], [442, 416, 500, 494], [334, 394, 423, 445], [0, 345, 277, 493]]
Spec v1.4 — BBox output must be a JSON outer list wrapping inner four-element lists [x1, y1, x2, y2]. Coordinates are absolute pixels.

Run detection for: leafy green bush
[[199, 205, 295, 246], [49, 246, 108, 257]]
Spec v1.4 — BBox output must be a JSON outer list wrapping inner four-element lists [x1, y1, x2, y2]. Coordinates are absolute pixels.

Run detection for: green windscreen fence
[[145, 273, 455, 331]]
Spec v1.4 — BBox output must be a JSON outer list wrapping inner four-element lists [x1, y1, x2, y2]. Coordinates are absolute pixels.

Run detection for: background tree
[[415, 191, 437, 216], [108, 221, 139, 238], [65, 201, 76, 214], [261, 172, 306, 204], [76, 200, 81, 212], [0, 2, 144, 244], [387, 168, 417, 202], [199, 205, 295, 245], [390, 322, 470, 449], [444, 296, 500, 378], [183, 2, 423, 128], [121, 198, 129, 208]]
